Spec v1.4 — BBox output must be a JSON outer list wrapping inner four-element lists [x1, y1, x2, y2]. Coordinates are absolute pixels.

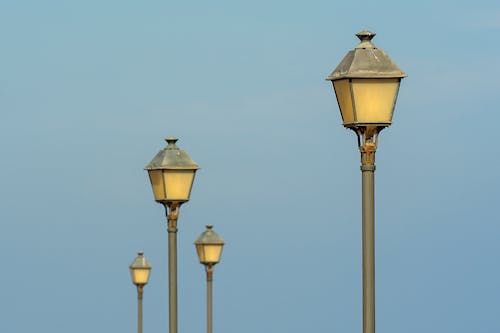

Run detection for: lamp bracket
[[205, 264, 214, 281], [165, 202, 180, 232], [353, 126, 384, 167], [137, 285, 144, 300]]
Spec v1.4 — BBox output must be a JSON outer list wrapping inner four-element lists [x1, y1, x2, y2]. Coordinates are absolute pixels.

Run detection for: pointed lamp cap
[[326, 30, 407, 81], [145, 137, 200, 171], [194, 224, 225, 245]]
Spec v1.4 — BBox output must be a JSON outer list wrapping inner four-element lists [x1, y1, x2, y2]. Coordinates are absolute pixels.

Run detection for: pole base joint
[[361, 165, 376, 171]]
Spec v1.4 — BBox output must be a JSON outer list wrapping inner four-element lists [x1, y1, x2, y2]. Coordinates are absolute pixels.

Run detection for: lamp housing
[[145, 137, 200, 204], [129, 251, 152, 286], [194, 225, 225, 265], [327, 31, 406, 129]]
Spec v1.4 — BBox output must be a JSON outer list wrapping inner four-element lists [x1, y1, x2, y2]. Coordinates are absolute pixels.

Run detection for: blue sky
[[1, 1, 499, 332]]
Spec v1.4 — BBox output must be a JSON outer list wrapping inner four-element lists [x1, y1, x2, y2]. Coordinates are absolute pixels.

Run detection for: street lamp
[[145, 137, 200, 333], [130, 251, 152, 333], [326, 31, 406, 333], [194, 225, 225, 333]]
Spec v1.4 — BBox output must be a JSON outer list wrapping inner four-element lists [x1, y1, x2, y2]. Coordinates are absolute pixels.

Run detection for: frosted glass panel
[[148, 170, 166, 201], [351, 78, 400, 124], [163, 170, 196, 201], [196, 244, 223, 264], [130, 268, 151, 285], [196, 244, 204, 262], [333, 79, 355, 124], [203, 245, 223, 264]]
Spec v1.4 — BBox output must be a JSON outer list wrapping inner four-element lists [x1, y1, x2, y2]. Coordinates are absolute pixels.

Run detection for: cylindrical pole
[[167, 205, 180, 333], [137, 285, 144, 333], [206, 266, 214, 333], [361, 146, 376, 333], [168, 229, 177, 333]]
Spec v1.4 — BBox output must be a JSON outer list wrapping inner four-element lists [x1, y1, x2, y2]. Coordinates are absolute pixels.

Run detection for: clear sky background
[[1, 0, 499, 332]]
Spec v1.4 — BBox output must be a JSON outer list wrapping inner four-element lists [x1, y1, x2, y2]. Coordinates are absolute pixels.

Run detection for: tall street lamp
[[130, 251, 152, 333], [326, 31, 406, 333], [145, 137, 200, 333], [194, 225, 225, 333]]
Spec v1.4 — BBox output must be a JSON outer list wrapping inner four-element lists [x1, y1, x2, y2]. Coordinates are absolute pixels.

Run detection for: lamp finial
[[356, 30, 376, 42]]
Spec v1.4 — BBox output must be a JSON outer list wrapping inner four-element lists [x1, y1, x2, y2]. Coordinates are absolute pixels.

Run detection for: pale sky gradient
[[1, 1, 499, 333]]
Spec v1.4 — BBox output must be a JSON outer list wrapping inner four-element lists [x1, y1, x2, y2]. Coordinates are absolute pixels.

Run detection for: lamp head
[[145, 137, 200, 205], [194, 225, 225, 266], [129, 251, 152, 286], [327, 31, 406, 129]]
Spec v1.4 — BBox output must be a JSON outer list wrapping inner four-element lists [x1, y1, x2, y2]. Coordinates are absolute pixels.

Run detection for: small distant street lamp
[[145, 137, 200, 333], [130, 251, 152, 333], [326, 31, 406, 333], [195, 225, 225, 333]]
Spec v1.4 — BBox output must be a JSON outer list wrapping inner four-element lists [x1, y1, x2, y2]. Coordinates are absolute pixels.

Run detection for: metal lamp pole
[[195, 225, 225, 333], [137, 285, 144, 333], [360, 132, 377, 333], [129, 251, 152, 333], [145, 137, 200, 333], [326, 31, 406, 333], [206, 265, 214, 333], [167, 202, 180, 333]]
